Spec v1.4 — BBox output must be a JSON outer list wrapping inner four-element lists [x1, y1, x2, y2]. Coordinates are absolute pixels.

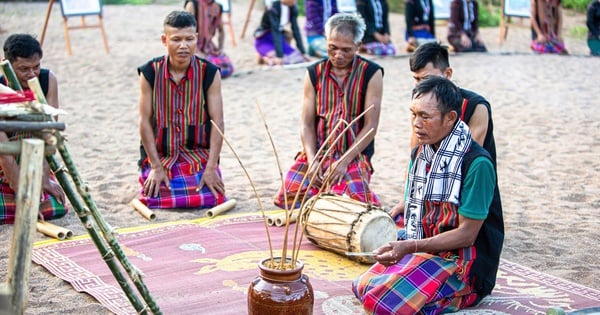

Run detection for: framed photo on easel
[[498, 0, 530, 44], [503, 0, 530, 17], [56, 0, 109, 55], [59, 0, 103, 17], [433, 0, 451, 20]]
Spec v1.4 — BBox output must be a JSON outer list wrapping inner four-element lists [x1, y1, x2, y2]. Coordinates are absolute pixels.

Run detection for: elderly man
[[353, 76, 503, 314], [274, 12, 383, 209]]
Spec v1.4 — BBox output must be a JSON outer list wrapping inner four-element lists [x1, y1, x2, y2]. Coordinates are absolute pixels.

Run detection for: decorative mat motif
[[32, 213, 600, 315]]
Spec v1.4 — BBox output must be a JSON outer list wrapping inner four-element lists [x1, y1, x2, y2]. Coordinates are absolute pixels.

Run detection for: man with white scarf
[[353, 76, 503, 314]]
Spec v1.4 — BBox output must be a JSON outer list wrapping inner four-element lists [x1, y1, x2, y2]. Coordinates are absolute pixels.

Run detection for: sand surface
[[1, 1, 599, 314]]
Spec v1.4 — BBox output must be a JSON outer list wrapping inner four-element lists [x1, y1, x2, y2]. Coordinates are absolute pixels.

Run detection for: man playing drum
[[137, 11, 227, 209], [273, 12, 383, 209], [353, 77, 503, 314]]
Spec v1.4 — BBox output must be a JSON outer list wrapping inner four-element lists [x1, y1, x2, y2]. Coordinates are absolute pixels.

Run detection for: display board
[[434, 0, 451, 20], [337, 0, 357, 13], [59, 0, 102, 17], [504, 0, 530, 17]]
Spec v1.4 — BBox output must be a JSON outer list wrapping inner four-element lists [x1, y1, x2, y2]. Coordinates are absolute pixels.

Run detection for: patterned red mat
[[32, 214, 600, 315]]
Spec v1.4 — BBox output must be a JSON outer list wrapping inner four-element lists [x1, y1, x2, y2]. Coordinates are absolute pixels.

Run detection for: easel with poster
[[40, 0, 110, 55], [499, 0, 530, 43]]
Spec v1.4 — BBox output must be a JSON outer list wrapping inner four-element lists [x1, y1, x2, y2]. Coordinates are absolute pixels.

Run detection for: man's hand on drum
[[373, 240, 414, 266], [326, 159, 350, 186], [389, 201, 405, 221], [306, 162, 324, 188]]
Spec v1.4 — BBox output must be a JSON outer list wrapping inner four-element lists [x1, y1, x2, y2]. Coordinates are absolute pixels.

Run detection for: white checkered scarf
[[404, 120, 472, 240]]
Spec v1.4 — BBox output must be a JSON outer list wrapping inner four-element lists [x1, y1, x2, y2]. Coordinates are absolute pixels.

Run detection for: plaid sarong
[[0, 180, 68, 225], [362, 41, 397, 56], [530, 36, 568, 54], [138, 159, 226, 209], [273, 154, 380, 209], [352, 252, 478, 315]]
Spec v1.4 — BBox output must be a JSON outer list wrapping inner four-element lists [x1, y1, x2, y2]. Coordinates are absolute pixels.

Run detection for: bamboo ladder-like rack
[[0, 60, 161, 315]]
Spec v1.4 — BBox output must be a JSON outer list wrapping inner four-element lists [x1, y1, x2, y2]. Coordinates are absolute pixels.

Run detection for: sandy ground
[[1, 1, 599, 314]]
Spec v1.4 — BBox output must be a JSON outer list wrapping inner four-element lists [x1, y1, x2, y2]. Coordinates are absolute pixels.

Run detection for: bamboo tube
[[36, 221, 73, 240], [130, 199, 156, 221], [206, 199, 236, 218], [274, 210, 300, 227]]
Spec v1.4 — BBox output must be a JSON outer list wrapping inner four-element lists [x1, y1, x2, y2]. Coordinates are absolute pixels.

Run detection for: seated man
[[184, 0, 235, 78], [137, 11, 227, 209], [304, 0, 338, 58], [353, 76, 503, 314], [0, 33, 67, 224], [254, 0, 310, 65], [356, 0, 396, 56], [447, 0, 487, 52], [274, 13, 383, 209], [405, 0, 436, 52], [587, 0, 600, 56]]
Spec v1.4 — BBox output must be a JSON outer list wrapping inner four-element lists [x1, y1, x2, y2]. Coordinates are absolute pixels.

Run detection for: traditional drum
[[301, 194, 397, 264]]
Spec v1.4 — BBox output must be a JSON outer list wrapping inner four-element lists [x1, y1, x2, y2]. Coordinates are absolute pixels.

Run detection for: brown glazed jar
[[248, 257, 314, 315]]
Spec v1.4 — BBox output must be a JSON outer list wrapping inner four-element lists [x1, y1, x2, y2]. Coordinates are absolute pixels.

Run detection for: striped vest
[[308, 56, 381, 160], [144, 55, 216, 170]]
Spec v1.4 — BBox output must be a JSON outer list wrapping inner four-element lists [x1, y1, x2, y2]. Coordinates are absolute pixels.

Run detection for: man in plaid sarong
[[137, 11, 226, 209], [273, 13, 383, 209], [0, 34, 68, 224], [353, 77, 503, 314]]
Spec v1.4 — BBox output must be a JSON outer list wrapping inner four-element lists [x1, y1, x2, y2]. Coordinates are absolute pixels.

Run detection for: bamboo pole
[[0, 61, 23, 92], [6, 139, 44, 315], [130, 199, 156, 221], [0, 141, 56, 156], [206, 199, 236, 218], [0, 121, 65, 133], [36, 221, 73, 240]]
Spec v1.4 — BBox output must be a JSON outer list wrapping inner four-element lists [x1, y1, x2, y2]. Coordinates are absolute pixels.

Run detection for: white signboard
[[59, 0, 102, 17], [337, 0, 357, 13], [504, 0, 531, 17], [434, 0, 451, 20]]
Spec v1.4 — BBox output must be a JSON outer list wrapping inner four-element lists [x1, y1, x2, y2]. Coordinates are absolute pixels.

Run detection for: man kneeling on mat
[[137, 11, 227, 209], [353, 76, 504, 314]]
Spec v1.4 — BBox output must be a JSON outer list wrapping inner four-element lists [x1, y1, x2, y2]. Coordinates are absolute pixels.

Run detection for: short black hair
[[409, 41, 450, 72], [3, 33, 43, 62], [163, 10, 197, 29], [412, 76, 462, 117]]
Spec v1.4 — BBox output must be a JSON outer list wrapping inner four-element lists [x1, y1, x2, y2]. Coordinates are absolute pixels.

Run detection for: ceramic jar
[[247, 257, 314, 315]]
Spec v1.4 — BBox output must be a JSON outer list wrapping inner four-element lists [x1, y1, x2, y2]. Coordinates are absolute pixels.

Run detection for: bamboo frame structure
[[0, 60, 161, 314]]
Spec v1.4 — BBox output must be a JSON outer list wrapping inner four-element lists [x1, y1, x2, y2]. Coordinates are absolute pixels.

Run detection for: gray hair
[[324, 13, 366, 45]]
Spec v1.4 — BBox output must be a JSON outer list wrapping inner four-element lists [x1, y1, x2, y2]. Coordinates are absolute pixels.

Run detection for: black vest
[[410, 141, 504, 299]]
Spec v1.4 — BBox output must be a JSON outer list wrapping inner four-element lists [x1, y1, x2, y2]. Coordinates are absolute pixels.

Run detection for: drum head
[[350, 209, 396, 264]]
